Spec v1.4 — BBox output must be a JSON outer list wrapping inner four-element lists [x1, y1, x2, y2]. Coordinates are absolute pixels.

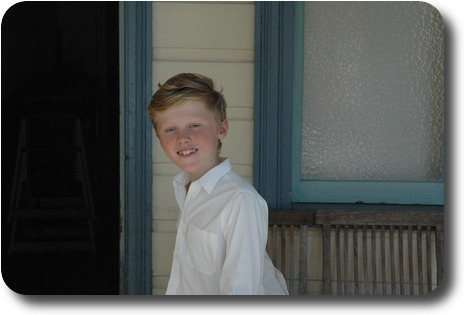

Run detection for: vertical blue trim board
[[254, 2, 296, 210], [120, 2, 153, 295], [291, 2, 305, 203]]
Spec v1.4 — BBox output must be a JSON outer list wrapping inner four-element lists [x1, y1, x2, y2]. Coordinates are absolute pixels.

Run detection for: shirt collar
[[173, 158, 231, 194]]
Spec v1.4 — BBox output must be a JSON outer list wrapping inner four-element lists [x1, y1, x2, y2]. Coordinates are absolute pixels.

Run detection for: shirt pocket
[[186, 224, 218, 275]]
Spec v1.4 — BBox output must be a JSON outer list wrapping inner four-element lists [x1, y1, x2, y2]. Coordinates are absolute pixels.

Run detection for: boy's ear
[[218, 119, 228, 140]]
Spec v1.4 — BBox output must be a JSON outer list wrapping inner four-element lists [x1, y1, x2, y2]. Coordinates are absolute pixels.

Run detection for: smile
[[177, 149, 198, 156]]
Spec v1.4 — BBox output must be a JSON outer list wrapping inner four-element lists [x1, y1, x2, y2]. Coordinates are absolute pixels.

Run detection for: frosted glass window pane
[[301, 2, 444, 181]]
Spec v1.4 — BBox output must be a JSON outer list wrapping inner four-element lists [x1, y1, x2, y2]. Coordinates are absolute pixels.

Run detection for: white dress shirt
[[165, 158, 288, 295]]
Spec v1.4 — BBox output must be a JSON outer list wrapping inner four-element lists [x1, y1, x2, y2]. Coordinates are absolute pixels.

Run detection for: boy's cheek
[[158, 137, 168, 151], [159, 138, 176, 157]]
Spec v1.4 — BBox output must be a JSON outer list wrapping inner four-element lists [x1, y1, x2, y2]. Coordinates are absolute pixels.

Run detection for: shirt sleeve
[[220, 190, 269, 295]]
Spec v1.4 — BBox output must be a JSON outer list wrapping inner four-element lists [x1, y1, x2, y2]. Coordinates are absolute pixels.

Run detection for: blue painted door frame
[[119, 2, 153, 295], [254, 2, 296, 210]]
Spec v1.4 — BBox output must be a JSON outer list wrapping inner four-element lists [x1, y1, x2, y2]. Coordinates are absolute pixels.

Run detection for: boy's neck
[[187, 155, 223, 184]]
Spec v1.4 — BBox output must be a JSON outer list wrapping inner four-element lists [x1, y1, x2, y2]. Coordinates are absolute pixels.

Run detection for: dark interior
[[2, 2, 120, 294]]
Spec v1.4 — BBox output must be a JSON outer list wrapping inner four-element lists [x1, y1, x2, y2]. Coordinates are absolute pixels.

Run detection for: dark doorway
[[1, 2, 120, 294]]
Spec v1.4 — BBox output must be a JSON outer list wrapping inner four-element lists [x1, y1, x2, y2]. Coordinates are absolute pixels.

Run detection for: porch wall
[[150, 1, 255, 295]]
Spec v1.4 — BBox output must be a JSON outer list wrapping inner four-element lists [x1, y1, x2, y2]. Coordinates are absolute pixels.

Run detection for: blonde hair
[[148, 73, 227, 151]]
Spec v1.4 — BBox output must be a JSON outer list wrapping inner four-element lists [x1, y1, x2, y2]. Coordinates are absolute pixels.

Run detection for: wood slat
[[343, 227, 349, 295], [390, 225, 397, 295], [408, 226, 414, 295], [299, 225, 308, 295], [281, 225, 286, 275], [353, 226, 359, 295], [381, 226, 386, 295], [436, 225, 444, 288], [272, 225, 278, 263], [289, 225, 295, 295], [322, 225, 331, 295], [372, 226, 377, 295], [418, 226, 424, 295], [399, 227, 405, 295], [426, 226, 433, 293], [362, 226, 368, 294], [336, 226, 341, 295]]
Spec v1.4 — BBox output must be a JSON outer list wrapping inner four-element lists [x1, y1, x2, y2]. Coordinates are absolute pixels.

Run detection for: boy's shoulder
[[218, 170, 269, 218], [220, 169, 264, 200], [200, 158, 266, 204]]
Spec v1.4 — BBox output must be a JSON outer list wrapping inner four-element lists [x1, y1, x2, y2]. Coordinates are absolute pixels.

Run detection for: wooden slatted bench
[[267, 208, 444, 295]]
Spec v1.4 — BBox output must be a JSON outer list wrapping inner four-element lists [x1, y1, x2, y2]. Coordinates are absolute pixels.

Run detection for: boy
[[148, 73, 288, 295]]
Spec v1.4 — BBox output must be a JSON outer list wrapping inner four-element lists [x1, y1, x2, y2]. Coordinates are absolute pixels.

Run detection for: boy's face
[[156, 100, 228, 182]]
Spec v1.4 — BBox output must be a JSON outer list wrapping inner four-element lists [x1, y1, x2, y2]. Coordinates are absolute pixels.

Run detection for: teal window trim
[[254, 1, 296, 210], [291, 1, 305, 205], [295, 181, 444, 205], [119, 1, 153, 295], [255, 1, 444, 207]]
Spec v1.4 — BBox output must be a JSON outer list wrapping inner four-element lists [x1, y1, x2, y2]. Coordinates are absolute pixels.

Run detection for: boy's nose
[[177, 130, 191, 143]]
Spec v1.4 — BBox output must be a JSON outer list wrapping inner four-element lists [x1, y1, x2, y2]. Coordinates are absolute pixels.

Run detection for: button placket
[[182, 182, 201, 222], [177, 182, 202, 257]]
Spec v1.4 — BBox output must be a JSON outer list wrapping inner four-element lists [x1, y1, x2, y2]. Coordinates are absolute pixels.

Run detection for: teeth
[[178, 149, 197, 156]]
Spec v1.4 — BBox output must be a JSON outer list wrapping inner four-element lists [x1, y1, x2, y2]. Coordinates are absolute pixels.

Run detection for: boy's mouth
[[177, 149, 198, 156]]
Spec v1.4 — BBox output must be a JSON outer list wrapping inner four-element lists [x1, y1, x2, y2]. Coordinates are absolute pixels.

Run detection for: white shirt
[[166, 158, 289, 295]]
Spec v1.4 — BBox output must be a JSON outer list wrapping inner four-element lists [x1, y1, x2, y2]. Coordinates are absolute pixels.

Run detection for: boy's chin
[[174, 161, 200, 174]]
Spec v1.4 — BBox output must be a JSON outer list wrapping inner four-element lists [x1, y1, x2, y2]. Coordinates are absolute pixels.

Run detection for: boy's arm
[[220, 191, 269, 295]]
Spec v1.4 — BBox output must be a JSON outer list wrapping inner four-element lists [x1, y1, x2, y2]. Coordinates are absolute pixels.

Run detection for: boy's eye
[[165, 128, 176, 133], [189, 124, 200, 128]]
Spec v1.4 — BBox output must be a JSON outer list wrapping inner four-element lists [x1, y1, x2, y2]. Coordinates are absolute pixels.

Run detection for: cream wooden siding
[[150, 1, 255, 295]]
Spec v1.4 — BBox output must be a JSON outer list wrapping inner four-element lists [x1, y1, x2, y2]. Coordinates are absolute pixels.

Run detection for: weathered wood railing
[[267, 208, 444, 295]]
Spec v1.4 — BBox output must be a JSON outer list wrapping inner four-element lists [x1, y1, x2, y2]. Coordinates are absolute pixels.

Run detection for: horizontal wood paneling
[[151, 1, 255, 294]]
